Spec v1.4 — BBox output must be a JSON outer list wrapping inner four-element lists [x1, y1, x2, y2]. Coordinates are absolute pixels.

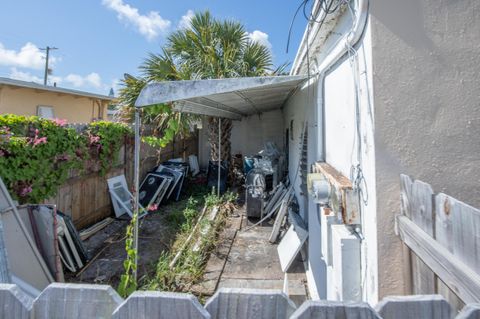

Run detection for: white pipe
[[317, 0, 369, 76], [314, 0, 369, 160]]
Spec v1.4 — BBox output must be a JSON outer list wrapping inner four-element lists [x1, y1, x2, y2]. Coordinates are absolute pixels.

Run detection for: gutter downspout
[[315, 0, 369, 161]]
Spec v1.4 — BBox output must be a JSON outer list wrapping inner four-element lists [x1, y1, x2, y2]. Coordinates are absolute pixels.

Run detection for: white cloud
[[102, 0, 171, 41], [0, 42, 58, 70], [247, 30, 272, 51], [9, 68, 106, 90], [9, 68, 44, 83], [178, 10, 194, 29], [65, 72, 102, 88]]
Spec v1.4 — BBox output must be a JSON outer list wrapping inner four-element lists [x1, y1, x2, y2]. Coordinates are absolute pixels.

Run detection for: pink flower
[[89, 134, 100, 144], [52, 118, 68, 127], [19, 186, 32, 197], [33, 136, 47, 146], [147, 203, 158, 211]]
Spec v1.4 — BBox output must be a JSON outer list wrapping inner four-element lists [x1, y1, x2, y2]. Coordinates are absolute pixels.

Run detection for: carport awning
[[134, 75, 308, 120]]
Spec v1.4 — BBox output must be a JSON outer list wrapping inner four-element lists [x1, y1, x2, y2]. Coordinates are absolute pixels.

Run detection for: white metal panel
[[331, 225, 361, 302], [277, 224, 308, 272]]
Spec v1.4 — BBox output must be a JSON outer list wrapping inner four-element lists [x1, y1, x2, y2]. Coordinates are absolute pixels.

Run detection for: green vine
[[0, 114, 131, 204], [85, 121, 131, 174], [118, 213, 138, 297]]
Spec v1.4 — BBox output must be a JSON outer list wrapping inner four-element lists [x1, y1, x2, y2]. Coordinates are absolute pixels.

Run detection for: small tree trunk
[[208, 117, 232, 162]]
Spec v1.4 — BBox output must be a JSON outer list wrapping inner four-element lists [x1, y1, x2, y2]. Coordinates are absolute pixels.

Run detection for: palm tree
[[165, 11, 274, 165], [118, 10, 276, 166]]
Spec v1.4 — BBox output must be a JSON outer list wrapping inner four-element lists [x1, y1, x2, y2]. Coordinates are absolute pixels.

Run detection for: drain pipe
[[315, 0, 369, 160]]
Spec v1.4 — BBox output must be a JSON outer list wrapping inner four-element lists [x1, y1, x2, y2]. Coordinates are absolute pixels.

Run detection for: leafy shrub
[[0, 114, 131, 204]]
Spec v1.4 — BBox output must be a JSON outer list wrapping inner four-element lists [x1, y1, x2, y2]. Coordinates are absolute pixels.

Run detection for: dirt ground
[[66, 183, 207, 288], [65, 183, 307, 307]]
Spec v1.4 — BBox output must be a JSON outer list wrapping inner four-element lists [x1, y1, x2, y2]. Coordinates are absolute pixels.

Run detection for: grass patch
[[142, 190, 236, 293]]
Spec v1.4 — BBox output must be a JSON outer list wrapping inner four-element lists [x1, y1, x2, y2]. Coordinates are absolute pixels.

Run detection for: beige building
[[0, 77, 113, 123]]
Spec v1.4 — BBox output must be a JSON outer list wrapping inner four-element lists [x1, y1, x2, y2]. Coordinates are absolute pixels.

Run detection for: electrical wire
[[286, 0, 346, 54]]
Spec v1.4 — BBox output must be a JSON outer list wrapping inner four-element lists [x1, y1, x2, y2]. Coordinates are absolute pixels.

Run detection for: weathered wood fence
[[1, 283, 479, 319], [45, 129, 198, 229], [397, 174, 480, 313]]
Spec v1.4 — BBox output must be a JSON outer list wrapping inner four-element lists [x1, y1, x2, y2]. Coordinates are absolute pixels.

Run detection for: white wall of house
[[283, 77, 325, 299], [286, 1, 378, 303], [323, 22, 377, 303], [369, 0, 480, 298]]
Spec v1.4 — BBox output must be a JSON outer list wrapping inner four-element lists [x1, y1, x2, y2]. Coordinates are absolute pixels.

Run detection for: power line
[[40, 46, 58, 85]]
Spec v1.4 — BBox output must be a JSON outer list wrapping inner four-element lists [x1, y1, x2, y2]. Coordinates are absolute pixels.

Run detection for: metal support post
[[218, 118, 221, 197], [133, 107, 141, 282]]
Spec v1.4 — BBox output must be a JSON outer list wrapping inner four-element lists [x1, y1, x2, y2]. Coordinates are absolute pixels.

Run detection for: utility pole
[[40, 46, 58, 85]]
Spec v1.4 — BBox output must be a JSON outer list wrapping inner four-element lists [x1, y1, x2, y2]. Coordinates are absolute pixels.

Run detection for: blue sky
[[0, 0, 308, 96]]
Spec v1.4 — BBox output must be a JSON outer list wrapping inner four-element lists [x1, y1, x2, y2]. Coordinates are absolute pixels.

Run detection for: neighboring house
[[0, 77, 113, 122], [133, 0, 480, 308]]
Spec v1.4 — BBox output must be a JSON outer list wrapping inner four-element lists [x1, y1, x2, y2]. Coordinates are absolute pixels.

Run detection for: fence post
[[376, 295, 451, 319], [400, 174, 413, 295], [290, 300, 380, 319], [409, 179, 436, 294], [33, 283, 123, 319], [0, 284, 32, 319], [456, 304, 480, 319], [112, 291, 210, 319], [205, 288, 296, 319]]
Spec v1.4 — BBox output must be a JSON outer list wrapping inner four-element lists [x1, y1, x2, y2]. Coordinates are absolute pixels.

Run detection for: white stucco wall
[[323, 20, 377, 303], [230, 109, 284, 157], [286, 2, 378, 303], [283, 77, 325, 299], [197, 110, 285, 169], [370, 0, 480, 298]]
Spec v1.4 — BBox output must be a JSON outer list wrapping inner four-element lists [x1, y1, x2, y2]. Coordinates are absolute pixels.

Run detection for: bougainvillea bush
[[0, 114, 131, 204]]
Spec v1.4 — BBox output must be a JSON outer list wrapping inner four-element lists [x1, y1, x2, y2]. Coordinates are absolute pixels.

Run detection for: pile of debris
[[242, 142, 308, 276], [0, 178, 88, 297], [107, 156, 200, 219], [0, 155, 202, 297]]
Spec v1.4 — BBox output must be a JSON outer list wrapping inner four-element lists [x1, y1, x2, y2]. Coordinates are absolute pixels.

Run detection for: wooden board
[[408, 179, 435, 295], [435, 192, 480, 312], [397, 215, 480, 304]]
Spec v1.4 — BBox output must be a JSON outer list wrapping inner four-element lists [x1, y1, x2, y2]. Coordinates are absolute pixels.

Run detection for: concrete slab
[[208, 213, 308, 306], [221, 229, 284, 281], [218, 279, 306, 296]]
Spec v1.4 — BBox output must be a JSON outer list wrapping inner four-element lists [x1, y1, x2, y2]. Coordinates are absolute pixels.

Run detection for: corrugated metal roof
[[135, 75, 308, 120], [0, 77, 113, 101]]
